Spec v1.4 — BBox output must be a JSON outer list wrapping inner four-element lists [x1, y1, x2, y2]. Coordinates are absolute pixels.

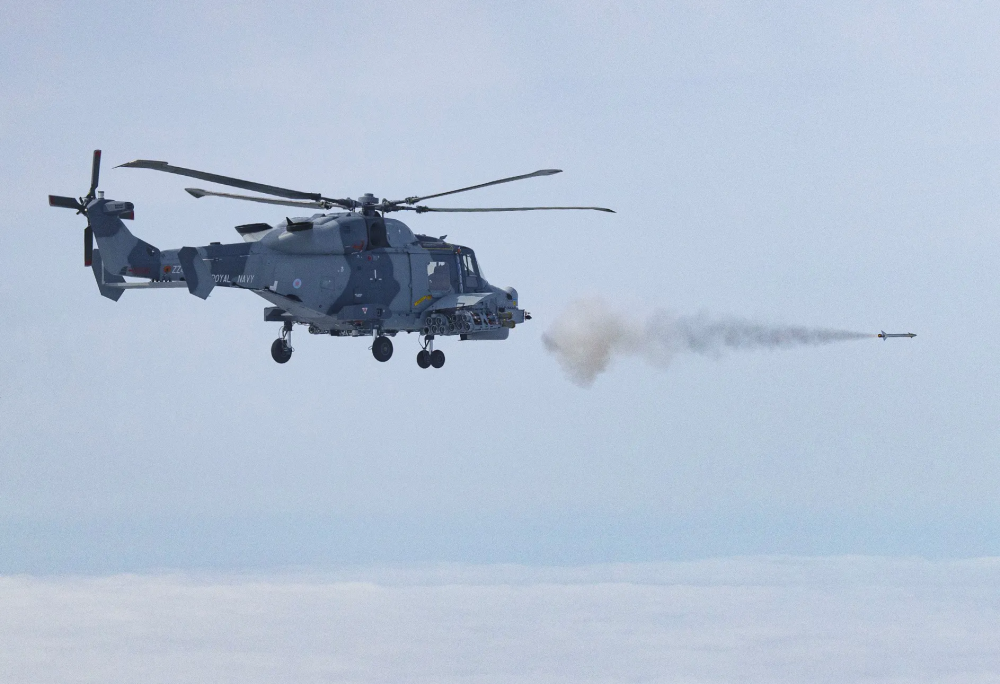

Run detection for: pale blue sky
[[1, 1, 998, 572]]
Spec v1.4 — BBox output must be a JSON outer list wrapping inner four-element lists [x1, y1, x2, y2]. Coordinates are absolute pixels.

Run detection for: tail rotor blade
[[49, 195, 84, 210], [84, 226, 93, 267], [89, 150, 102, 197]]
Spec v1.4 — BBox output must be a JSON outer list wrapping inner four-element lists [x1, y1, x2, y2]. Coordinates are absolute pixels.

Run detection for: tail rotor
[[49, 149, 102, 266]]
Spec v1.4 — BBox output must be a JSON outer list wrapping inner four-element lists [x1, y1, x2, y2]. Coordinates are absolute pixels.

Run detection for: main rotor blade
[[413, 205, 615, 213], [118, 159, 348, 206], [401, 169, 562, 205], [49, 195, 84, 210], [89, 150, 101, 197], [185, 187, 327, 209]]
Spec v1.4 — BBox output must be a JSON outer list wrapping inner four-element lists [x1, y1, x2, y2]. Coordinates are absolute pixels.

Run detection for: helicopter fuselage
[[95, 200, 525, 342]]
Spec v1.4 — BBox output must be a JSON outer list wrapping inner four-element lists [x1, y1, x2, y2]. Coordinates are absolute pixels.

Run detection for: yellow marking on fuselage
[[414, 295, 432, 307]]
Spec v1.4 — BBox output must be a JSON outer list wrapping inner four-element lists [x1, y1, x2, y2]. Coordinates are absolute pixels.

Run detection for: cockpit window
[[461, 252, 478, 277], [460, 250, 484, 290]]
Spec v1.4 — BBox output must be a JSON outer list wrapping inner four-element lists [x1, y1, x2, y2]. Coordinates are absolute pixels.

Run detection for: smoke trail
[[542, 298, 872, 386]]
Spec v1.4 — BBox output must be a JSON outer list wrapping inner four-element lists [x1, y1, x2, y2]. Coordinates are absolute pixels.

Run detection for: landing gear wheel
[[430, 349, 445, 368], [372, 335, 393, 362], [416, 350, 431, 368], [271, 338, 292, 364]]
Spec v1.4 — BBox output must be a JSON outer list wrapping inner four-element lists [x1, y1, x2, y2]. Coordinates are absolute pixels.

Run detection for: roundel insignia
[[292, 278, 302, 289]]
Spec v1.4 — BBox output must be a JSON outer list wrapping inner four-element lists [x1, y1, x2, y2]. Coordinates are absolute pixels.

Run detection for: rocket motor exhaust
[[542, 298, 883, 387]]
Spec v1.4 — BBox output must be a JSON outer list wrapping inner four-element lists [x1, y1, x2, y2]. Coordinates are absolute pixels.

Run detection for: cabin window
[[427, 260, 453, 293]]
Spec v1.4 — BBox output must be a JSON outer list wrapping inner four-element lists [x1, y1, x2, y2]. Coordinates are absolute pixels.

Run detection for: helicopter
[[50, 151, 613, 367]]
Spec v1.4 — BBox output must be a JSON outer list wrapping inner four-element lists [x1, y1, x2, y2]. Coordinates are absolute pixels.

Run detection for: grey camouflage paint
[[86, 197, 526, 342]]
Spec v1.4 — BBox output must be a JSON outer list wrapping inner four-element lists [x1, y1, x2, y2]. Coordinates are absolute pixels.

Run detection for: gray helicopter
[[50, 151, 613, 367]]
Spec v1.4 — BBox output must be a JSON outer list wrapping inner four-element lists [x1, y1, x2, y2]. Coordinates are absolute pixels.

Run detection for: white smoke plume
[[542, 298, 872, 386]]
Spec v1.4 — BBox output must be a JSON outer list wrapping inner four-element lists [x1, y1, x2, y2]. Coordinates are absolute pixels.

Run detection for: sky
[[1, 1, 1000, 572]]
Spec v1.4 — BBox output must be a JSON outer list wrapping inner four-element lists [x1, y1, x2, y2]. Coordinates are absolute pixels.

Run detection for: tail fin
[[177, 246, 215, 300], [90, 248, 126, 301], [88, 198, 160, 277]]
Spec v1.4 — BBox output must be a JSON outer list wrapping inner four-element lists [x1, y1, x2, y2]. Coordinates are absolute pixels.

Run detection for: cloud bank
[[2, 557, 999, 683]]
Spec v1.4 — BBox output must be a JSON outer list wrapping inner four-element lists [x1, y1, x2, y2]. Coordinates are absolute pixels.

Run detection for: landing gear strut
[[417, 336, 445, 369], [372, 335, 393, 362], [271, 321, 293, 363]]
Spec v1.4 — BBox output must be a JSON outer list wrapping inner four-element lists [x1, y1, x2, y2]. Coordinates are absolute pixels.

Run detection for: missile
[[877, 330, 916, 341]]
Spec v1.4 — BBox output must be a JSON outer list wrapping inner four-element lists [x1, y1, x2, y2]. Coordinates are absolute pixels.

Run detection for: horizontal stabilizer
[[102, 281, 189, 290], [90, 249, 125, 301], [177, 247, 215, 300]]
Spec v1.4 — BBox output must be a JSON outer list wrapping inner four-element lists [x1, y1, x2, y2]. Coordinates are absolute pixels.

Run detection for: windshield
[[461, 251, 478, 278], [462, 250, 485, 278], [459, 249, 486, 291]]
